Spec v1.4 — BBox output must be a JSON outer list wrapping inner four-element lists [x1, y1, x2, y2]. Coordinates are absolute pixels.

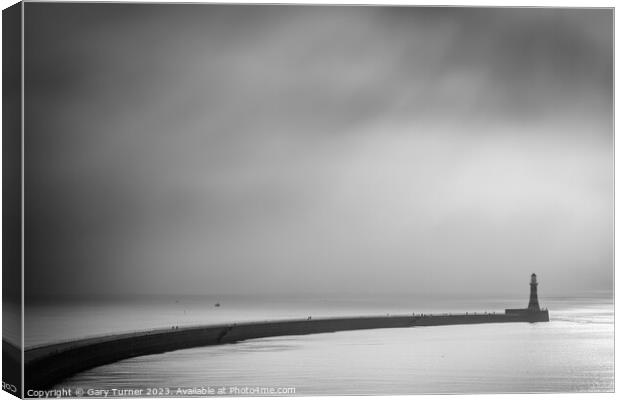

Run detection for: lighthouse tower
[[528, 273, 540, 311], [505, 274, 549, 321]]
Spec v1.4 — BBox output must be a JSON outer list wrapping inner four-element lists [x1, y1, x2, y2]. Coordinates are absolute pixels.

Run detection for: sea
[[23, 293, 613, 395]]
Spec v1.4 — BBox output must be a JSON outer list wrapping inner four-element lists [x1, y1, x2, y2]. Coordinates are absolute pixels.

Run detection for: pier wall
[[25, 310, 549, 390]]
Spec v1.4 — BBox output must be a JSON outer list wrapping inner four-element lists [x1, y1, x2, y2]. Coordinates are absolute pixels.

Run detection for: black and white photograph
[[1, 1, 615, 398]]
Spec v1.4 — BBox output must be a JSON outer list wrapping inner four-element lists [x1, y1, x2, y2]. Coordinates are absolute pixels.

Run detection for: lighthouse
[[528, 273, 540, 311], [504, 274, 549, 321]]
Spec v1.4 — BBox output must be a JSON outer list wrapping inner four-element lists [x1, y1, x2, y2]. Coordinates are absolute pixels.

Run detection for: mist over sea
[[25, 293, 613, 394]]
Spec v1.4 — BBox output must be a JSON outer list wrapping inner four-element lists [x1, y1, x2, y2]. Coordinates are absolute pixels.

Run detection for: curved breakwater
[[25, 310, 549, 390]]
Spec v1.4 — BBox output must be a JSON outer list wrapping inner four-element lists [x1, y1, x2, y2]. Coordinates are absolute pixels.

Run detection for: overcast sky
[[24, 5, 612, 299]]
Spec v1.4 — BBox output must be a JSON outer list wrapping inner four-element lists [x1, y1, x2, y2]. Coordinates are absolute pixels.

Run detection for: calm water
[[29, 294, 613, 394]]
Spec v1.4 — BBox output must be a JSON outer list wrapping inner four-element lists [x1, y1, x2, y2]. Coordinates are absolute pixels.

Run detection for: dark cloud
[[24, 5, 612, 299]]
